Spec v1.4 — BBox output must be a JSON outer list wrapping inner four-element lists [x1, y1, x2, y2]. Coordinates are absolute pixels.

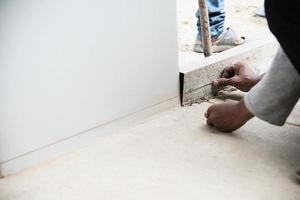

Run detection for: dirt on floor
[[177, 0, 272, 67]]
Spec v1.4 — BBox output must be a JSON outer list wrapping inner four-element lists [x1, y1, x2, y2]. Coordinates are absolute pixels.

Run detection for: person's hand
[[213, 62, 262, 92], [205, 99, 253, 132]]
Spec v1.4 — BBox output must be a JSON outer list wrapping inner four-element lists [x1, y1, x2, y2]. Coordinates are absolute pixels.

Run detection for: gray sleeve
[[244, 47, 300, 125]]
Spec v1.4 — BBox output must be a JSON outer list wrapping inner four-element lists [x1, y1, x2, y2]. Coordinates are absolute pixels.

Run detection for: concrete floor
[[1, 1, 298, 199], [1, 99, 300, 200]]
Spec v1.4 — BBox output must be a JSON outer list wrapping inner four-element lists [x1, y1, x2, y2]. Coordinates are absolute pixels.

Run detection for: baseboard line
[[1, 96, 180, 177]]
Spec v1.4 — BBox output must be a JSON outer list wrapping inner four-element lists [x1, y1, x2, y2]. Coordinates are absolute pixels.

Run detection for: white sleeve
[[244, 48, 300, 125]]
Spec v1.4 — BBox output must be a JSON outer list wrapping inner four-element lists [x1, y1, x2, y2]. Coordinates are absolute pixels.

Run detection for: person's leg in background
[[194, 0, 245, 53], [197, 0, 225, 40]]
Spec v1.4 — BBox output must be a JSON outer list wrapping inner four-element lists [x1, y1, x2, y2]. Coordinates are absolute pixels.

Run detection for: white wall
[[0, 0, 178, 175]]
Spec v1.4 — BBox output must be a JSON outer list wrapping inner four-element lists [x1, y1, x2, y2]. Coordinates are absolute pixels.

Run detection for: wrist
[[247, 74, 263, 91], [256, 73, 265, 84], [238, 99, 253, 121]]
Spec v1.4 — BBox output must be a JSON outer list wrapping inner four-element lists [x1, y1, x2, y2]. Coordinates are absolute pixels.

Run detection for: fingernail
[[212, 80, 218, 86], [204, 112, 208, 118]]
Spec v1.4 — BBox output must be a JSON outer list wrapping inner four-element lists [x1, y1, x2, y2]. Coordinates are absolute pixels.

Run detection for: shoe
[[194, 27, 246, 53]]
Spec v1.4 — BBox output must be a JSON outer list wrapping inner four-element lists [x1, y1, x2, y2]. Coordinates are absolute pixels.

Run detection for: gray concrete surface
[[1, 100, 300, 200]]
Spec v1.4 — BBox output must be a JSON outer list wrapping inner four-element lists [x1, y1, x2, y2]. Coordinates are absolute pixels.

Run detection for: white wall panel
[[0, 0, 178, 173]]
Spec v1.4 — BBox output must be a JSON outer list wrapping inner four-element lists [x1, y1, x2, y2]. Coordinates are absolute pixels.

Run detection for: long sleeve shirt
[[244, 47, 300, 125]]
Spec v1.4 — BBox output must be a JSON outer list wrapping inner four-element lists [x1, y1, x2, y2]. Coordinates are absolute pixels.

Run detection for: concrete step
[[180, 36, 279, 105]]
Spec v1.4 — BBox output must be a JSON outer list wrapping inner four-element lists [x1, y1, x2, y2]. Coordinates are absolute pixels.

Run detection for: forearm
[[244, 48, 300, 125]]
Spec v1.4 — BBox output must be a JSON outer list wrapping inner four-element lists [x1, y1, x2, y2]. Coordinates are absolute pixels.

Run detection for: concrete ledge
[[180, 36, 279, 105]]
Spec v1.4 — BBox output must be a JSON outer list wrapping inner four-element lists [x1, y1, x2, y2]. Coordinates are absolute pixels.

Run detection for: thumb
[[213, 77, 240, 87]]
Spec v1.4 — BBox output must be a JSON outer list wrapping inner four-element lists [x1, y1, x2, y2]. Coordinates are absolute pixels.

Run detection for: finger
[[206, 107, 214, 126], [215, 77, 241, 87], [221, 66, 235, 78], [213, 78, 231, 86], [204, 111, 209, 118], [225, 77, 241, 88], [206, 118, 214, 127], [221, 70, 230, 79], [206, 106, 212, 116]]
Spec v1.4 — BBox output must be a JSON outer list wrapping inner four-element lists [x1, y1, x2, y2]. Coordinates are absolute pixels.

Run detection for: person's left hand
[[205, 99, 253, 132]]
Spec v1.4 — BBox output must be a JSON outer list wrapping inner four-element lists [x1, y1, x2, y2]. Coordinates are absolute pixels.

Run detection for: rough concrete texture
[[1, 100, 300, 200], [180, 37, 278, 105]]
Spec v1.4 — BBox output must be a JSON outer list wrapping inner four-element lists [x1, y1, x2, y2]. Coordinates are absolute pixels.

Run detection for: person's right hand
[[213, 62, 262, 92]]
